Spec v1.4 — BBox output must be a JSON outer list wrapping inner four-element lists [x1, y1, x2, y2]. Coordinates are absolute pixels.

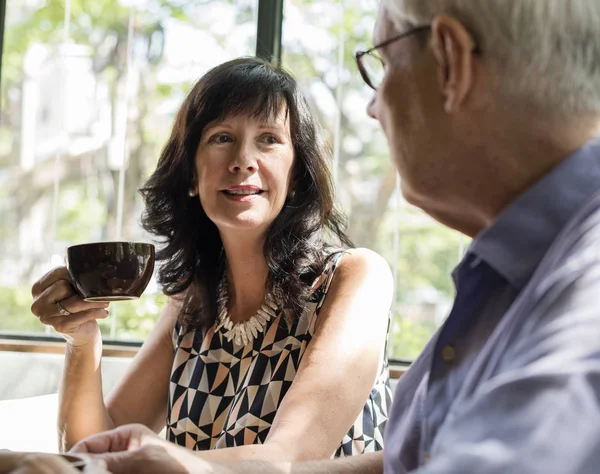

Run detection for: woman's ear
[[288, 162, 302, 199], [188, 171, 198, 197], [287, 174, 299, 200]]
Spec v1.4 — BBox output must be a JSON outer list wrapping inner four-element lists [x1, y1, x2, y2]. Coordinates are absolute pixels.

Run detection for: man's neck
[[428, 116, 600, 238]]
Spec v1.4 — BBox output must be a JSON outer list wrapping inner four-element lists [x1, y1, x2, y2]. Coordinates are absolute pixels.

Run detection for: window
[[281, 0, 464, 361], [0, 0, 258, 339], [1, 0, 462, 361]]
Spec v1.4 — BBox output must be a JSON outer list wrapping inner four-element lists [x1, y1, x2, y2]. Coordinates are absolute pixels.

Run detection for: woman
[[30, 57, 393, 464]]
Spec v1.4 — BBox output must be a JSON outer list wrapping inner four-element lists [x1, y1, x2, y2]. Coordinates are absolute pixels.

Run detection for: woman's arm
[[216, 451, 385, 474], [72, 415, 385, 474], [58, 331, 113, 451], [196, 248, 393, 463], [59, 297, 179, 450], [72, 249, 391, 464], [105, 298, 180, 430]]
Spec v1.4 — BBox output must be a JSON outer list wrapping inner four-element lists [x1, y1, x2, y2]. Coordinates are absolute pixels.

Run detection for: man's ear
[[430, 14, 478, 113]]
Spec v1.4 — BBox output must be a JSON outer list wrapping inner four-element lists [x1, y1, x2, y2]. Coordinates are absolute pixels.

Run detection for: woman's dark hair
[[140, 57, 352, 331]]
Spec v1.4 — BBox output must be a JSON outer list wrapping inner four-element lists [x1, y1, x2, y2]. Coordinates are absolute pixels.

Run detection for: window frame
[[0, 0, 4, 87]]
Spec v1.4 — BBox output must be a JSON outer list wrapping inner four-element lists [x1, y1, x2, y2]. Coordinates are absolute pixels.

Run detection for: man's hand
[[0, 451, 109, 474], [71, 424, 215, 474], [70, 423, 164, 454], [87, 445, 190, 474]]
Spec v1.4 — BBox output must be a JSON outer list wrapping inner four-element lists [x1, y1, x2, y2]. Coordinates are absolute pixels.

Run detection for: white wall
[[0, 351, 132, 401], [0, 351, 133, 452]]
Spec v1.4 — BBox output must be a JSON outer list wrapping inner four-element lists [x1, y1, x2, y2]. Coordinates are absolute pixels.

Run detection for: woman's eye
[[260, 135, 278, 145], [208, 134, 232, 144]]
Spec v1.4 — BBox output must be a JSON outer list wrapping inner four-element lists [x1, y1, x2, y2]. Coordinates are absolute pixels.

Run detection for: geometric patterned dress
[[166, 253, 392, 457]]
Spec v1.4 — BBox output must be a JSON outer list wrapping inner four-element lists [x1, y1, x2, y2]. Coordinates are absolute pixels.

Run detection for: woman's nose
[[228, 144, 258, 173]]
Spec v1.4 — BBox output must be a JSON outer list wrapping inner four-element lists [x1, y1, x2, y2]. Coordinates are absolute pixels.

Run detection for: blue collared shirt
[[384, 137, 600, 474]]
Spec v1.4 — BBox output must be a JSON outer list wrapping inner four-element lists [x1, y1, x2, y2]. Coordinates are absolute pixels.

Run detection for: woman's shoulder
[[334, 248, 393, 286], [337, 247, 391, 271], [311, 248, 392, 302], [308, 248, 393, 338]]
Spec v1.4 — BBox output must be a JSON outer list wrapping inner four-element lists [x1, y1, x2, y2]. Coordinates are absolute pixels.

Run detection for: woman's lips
[[221, 190, 264, 202]]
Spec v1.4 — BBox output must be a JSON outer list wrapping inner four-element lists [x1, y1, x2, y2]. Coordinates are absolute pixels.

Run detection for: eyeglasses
[[355, 25, 431, 90], [356, 25, 483, 90]]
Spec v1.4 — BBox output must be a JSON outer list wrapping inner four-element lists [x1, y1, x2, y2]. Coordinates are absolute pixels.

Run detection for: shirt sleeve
[[413, 246, 600, 474]]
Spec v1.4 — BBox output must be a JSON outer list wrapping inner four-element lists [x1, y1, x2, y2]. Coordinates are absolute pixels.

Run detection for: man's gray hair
[[383, 0, 600, 115]]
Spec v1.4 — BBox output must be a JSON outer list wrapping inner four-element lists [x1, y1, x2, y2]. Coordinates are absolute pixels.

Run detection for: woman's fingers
[[31, 280, 75, 318], [38, 307, 109, 333], [57, 294, 110, 315], [31, 267, 72, 298], [31, 275, 109, 345], [32, 281, 108, 321]]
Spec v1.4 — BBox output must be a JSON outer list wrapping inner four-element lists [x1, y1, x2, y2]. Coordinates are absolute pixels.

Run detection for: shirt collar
[[468, 136, 600, 289]]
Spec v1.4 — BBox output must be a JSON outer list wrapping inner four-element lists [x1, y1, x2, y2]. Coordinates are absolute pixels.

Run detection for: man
[[72, 0, 600, 472]]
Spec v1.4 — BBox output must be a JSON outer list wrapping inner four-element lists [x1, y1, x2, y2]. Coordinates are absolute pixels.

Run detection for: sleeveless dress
[[166, 253, 392, 456]]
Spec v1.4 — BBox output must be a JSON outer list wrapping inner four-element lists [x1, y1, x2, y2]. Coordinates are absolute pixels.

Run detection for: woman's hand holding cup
[[30, 266, 109, 347], [31, 241, 154, 346]]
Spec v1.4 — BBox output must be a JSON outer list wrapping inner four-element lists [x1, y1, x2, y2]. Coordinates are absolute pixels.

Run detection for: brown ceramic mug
[[66, 241, 155, 302]]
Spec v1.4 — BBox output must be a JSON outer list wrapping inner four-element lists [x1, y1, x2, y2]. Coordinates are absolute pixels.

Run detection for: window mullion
[[0, 0, 6, 87], [255, 0, 284, 65]]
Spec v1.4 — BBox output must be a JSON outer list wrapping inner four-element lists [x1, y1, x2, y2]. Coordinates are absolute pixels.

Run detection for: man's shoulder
[[560, 189, 600, 246], [504, 192, 600, 368], [537, 191, 600, 293]]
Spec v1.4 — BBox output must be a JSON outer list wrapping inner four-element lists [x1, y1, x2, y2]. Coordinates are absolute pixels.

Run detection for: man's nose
[[367, 93, 378, 120]]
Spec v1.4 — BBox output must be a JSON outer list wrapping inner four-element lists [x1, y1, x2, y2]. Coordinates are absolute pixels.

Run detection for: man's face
[[367, 7, 458, 211]]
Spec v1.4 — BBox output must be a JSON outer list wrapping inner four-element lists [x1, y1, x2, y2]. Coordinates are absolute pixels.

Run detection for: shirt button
[[441, 345, 456, 363]]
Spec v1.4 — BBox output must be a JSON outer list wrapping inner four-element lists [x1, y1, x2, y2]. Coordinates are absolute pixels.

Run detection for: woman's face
[[194, 106, 295, 238]]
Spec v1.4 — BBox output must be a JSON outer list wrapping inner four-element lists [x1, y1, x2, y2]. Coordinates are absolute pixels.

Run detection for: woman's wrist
[[66, 331, 103, 358]]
